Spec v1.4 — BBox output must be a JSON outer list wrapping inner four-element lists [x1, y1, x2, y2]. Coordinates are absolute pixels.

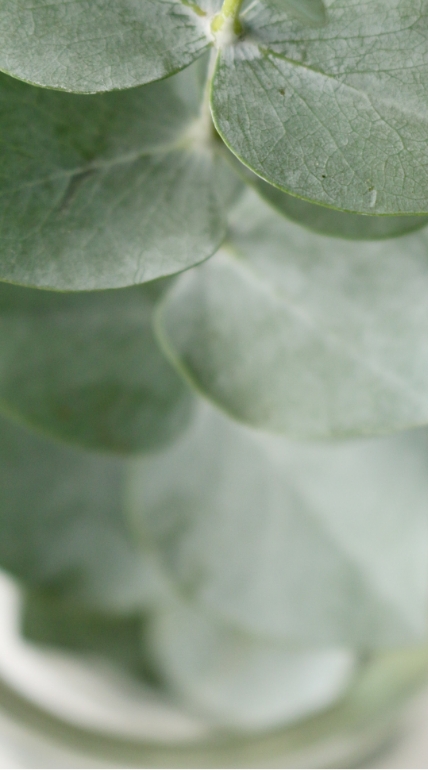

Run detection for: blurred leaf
[[129, 402, 428, 646], [22, 592, 146, 676], [0, 413, 155, 612], [0, 63, 240, 290], [0, 281, 193, 454], [211, 0, 428, 213], [148, 597, 354, 729], [252, 175, 428, 240], [0, 1, 210, 93], [157, 190, 428, 439]]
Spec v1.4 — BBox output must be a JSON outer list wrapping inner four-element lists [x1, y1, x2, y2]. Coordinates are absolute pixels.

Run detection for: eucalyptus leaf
[[22, 592, 146, 676], [157, 191, 428, 439], [148, 598, 354, 729], [0, 63, 241, 290], [0, 281, 193, 454], [252, 176, 428, 240], [129, 402, 428, 646], [211, 0, 428, 214], [0, 413, 154, 612], [225, 150, 428, 239], [0, 1, 211, 93], [265, 0, 326, 27]]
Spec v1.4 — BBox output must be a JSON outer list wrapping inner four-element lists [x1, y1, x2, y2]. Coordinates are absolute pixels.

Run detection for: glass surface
[[0, 572, 427, 768]]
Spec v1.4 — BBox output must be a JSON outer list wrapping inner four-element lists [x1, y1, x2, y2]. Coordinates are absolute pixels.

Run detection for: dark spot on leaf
[[57, 169, 96, 215]]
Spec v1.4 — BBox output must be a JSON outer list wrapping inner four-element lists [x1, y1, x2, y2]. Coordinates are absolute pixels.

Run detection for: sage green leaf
[[0, 1, 211, 93], [129, 402, 428, 646], [157, 191, 428, 439], [224, 150, 428, 239], [22, 592, 146, 676], [211, 0, 428, 214], [148, 598, 354, 729], [266, 0, 326, 27], [0, 413, 152, 613], [0, 281, 193, 454], [252, 176, 428, 240], [0, 63, 240, 290]]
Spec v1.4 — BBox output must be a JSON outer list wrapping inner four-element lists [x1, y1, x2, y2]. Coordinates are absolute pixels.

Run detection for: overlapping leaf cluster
[[1, 0, 428, 730]]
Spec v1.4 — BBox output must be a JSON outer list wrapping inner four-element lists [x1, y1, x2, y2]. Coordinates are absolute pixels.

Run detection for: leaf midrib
[[5, 131, 206, 196]]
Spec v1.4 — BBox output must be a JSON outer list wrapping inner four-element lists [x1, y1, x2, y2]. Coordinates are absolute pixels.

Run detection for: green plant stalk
[[212, 0, 244, 34]]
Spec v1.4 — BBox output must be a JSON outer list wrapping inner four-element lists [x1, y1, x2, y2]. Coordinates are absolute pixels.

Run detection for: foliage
[[0, 0, 427, 733]]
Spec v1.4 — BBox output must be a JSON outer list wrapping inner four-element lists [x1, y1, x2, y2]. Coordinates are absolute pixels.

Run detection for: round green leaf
[[0, 281, 193, 454], [252, 176, 428, 240], [0, 1, 211, 93], [148, 598, 354, 729], [211, 0, 428, 214], [0, 63, 241, 290], [266, 0, 326, 27], [129, 402, 428, 646], [156, 191, 428, 439]]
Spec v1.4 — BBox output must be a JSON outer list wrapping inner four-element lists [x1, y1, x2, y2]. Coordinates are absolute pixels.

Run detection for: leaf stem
[[212, 0, 244, 34], [179, 49, 218, 150]]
